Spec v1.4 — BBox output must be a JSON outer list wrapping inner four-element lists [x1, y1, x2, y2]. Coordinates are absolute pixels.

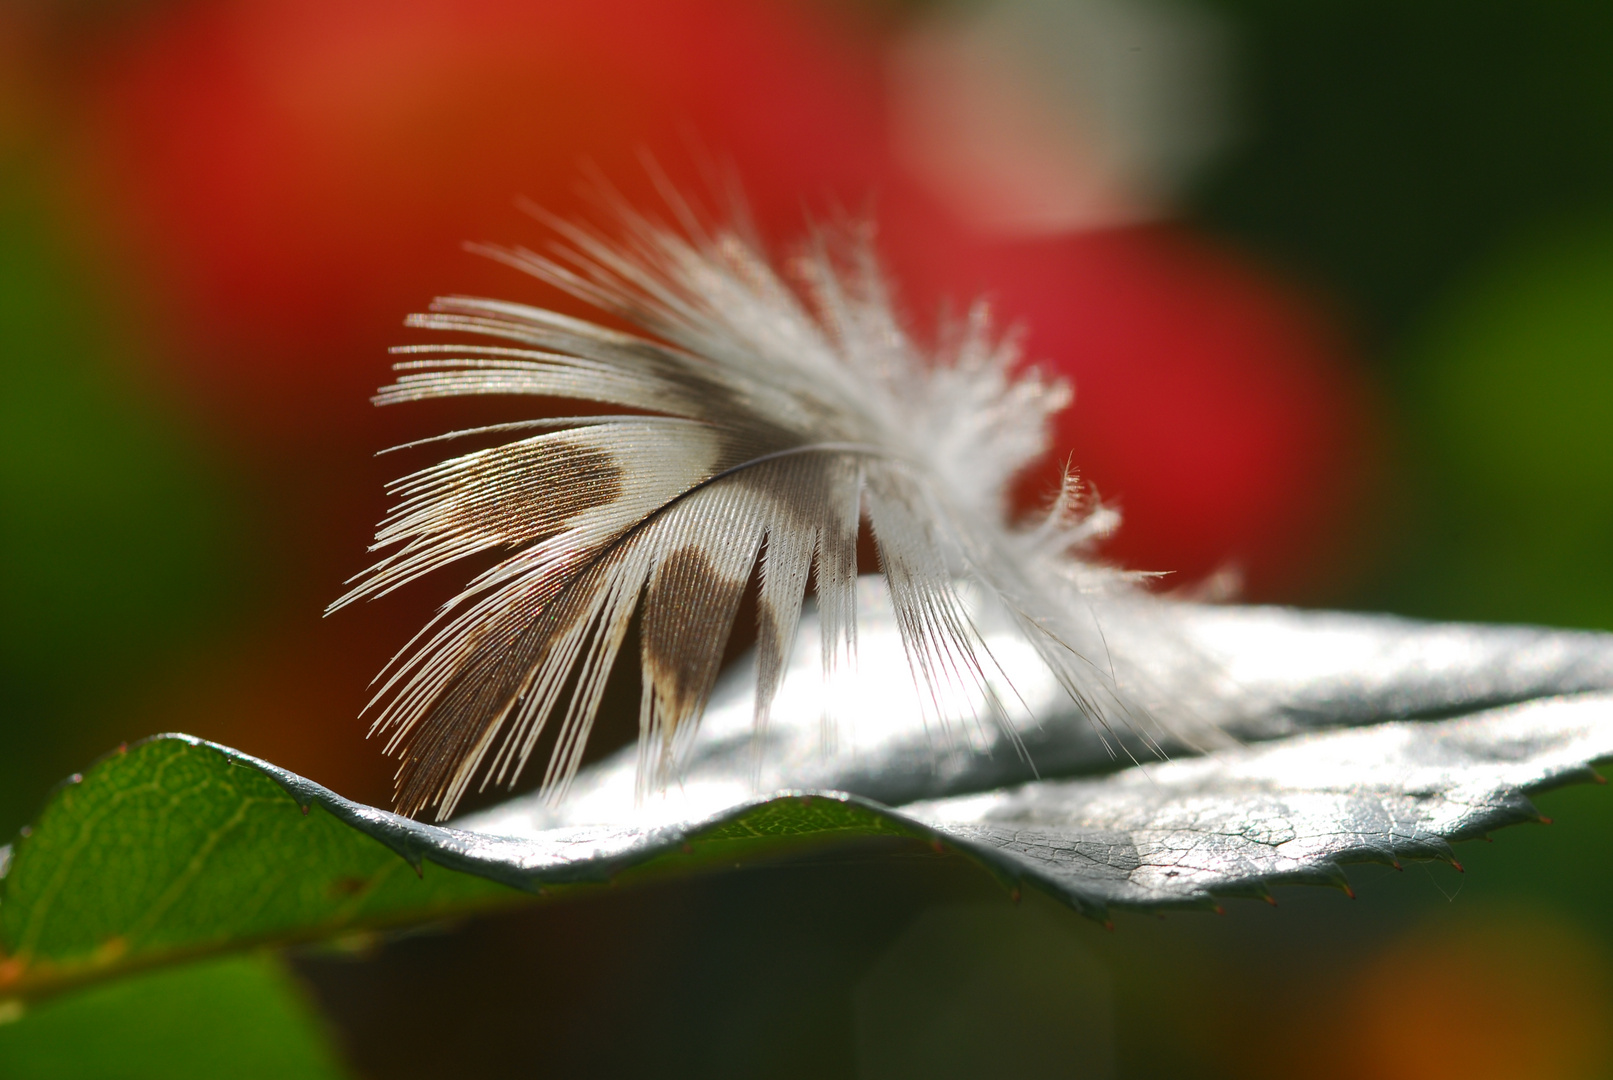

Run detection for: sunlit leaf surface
[[3, 589, 1611, 999]]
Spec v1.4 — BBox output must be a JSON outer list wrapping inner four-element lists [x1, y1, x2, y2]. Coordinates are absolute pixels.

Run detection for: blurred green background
[[3, 0, 1613, 1076]]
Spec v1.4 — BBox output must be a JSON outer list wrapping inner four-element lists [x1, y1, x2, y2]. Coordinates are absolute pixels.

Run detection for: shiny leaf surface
[[3, 598, 1612, 1001]]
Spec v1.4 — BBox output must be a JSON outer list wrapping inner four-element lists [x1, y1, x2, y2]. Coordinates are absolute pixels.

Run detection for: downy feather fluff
[[332, 204, 1161, 821]]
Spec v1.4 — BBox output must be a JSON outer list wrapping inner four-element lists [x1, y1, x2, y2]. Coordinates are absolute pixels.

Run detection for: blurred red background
[[3, 0, 1375, 820]]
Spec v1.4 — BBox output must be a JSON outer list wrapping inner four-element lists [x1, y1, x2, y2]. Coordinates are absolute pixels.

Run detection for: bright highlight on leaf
[[331, 201, 1170, 820], [5, 597, 1613, 1009]]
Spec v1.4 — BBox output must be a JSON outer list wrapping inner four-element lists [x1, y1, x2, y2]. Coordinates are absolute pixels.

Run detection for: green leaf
[[0, 733, 922, 1005], [0, 737, 524, 1002], [4, 602, 1612, 1007], [0, 953, 351, 1080]]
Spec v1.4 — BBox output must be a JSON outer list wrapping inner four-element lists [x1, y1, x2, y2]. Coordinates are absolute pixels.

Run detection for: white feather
[[330, 201, 1175, 820]]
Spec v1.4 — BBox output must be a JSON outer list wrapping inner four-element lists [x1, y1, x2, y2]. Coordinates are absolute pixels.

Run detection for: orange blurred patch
[[1272, 911, 1611, 1080]]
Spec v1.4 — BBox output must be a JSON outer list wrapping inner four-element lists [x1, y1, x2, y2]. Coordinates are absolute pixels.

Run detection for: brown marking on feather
[[390, 548, 617, 817], [455, 439, 625, 541], [387, 446, 855, 817], [640, 545, 752, 732]]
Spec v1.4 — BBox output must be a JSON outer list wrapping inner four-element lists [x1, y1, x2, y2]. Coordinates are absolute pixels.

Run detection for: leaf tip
[[394, 847, 424, 878]]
